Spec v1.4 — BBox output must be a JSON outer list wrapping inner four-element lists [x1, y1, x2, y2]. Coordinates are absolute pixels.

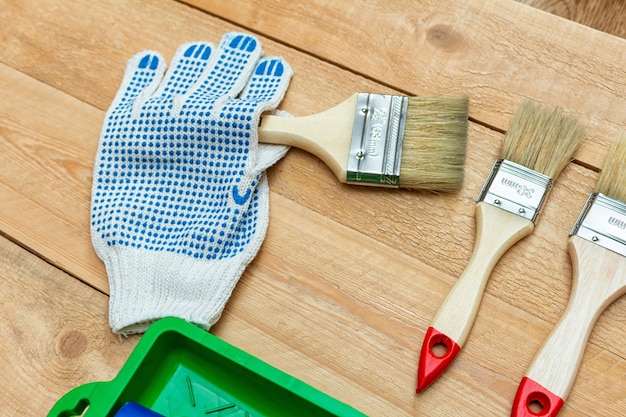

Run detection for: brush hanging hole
[[431, 342, 448, 357], [428, 333, 453, 358], [529, 399, 544, 414], [527, 391, 551, 416]]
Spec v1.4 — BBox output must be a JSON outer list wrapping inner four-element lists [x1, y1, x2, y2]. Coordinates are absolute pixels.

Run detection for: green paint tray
[[49, 317, 366, 417]]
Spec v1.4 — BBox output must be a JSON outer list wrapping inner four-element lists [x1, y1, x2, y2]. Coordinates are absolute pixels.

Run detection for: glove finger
[[183, 33, 262, 109], [108, 51, 165, 116], [150, 41, 214, 100], [240, 57, 293, 109], [214, 57, 292, 131], [240, 57, 293, 173]]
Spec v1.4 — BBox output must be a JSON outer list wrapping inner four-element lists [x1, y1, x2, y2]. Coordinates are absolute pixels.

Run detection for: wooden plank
[[1, 1, 625, 348], [0, 64, 107, 290], [0, 0, 624, 170], [0, 236, 138, 415], [3, 62, 626, 414], [4, 199, 624, 416], [518, 0, 626, 38], [1, 0, 626, 415], [184, 0, 626, 170], [0, 61, 582, 318]]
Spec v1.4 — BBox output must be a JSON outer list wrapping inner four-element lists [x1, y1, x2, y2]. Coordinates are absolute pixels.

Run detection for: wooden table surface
[[1, 1, 625, 415]]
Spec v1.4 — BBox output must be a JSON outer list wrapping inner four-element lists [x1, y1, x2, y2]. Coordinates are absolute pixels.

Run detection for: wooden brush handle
[[417, 202, 534, 391], [431, 202, 534, 344], [258, 94, 358, 183], [512, 236, 626, 417]]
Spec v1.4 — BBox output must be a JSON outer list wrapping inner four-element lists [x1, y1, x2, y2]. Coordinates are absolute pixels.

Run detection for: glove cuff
[[103, 247, 255, 334]]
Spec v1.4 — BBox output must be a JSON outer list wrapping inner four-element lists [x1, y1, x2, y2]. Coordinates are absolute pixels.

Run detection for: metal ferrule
[[476, 159, 552, 223], [570, 193, 626, 257], [346, 93, 408, 187]]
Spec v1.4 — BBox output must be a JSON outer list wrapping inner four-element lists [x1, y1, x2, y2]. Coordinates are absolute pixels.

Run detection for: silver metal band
[[346, 93, 408, 186], [476, 159, 552, 223], [570, 193, 626, 257]]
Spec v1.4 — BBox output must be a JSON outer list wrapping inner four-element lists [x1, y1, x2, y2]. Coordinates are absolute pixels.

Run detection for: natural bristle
[[594, 132, 626, 202], [500, 100, 586, 179], [399, 95, 469, 192]]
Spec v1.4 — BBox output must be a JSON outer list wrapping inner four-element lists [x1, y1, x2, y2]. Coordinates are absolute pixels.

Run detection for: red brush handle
[[512, 377, 563, 417], [416, 327, 461, 392]]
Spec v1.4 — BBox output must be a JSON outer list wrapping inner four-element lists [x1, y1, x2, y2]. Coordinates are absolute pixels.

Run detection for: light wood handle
[[524, 236, 626, 399], [258, 94, 358, 182], [431, 202, 535, 345], [417, 202, 534, 391]]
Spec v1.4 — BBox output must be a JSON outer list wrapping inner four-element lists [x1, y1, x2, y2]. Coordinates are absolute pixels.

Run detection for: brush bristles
[[500, 100, 586, 179], [399, 95, 469, 192], [594, 132, 626, 202]]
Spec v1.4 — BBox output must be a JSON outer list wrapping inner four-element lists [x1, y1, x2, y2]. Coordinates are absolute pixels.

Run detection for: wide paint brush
[[416, 100, 586, 392], [512, 132, 626, 417], [259, 93, 468, 192]]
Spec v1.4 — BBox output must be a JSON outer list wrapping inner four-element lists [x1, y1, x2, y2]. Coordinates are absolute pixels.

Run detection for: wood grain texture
[[518, 0, 626, 39], [0, 236, 139, 415], [1, 0, 626, 416], [0, 63, 106, 289]]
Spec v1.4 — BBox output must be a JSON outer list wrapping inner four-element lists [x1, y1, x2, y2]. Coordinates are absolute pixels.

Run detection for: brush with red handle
[[416, 100, 586, 392], [512, 132, 626, 417]]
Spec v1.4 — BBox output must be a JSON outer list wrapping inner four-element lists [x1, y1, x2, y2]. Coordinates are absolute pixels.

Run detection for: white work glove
[[90, 32, 292, 334]]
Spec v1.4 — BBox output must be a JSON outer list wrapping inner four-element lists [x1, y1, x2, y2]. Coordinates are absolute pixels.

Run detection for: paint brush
[[258, 93, 469, 192], [512, 132, 626, 417], [416, 100, 586, 392]]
